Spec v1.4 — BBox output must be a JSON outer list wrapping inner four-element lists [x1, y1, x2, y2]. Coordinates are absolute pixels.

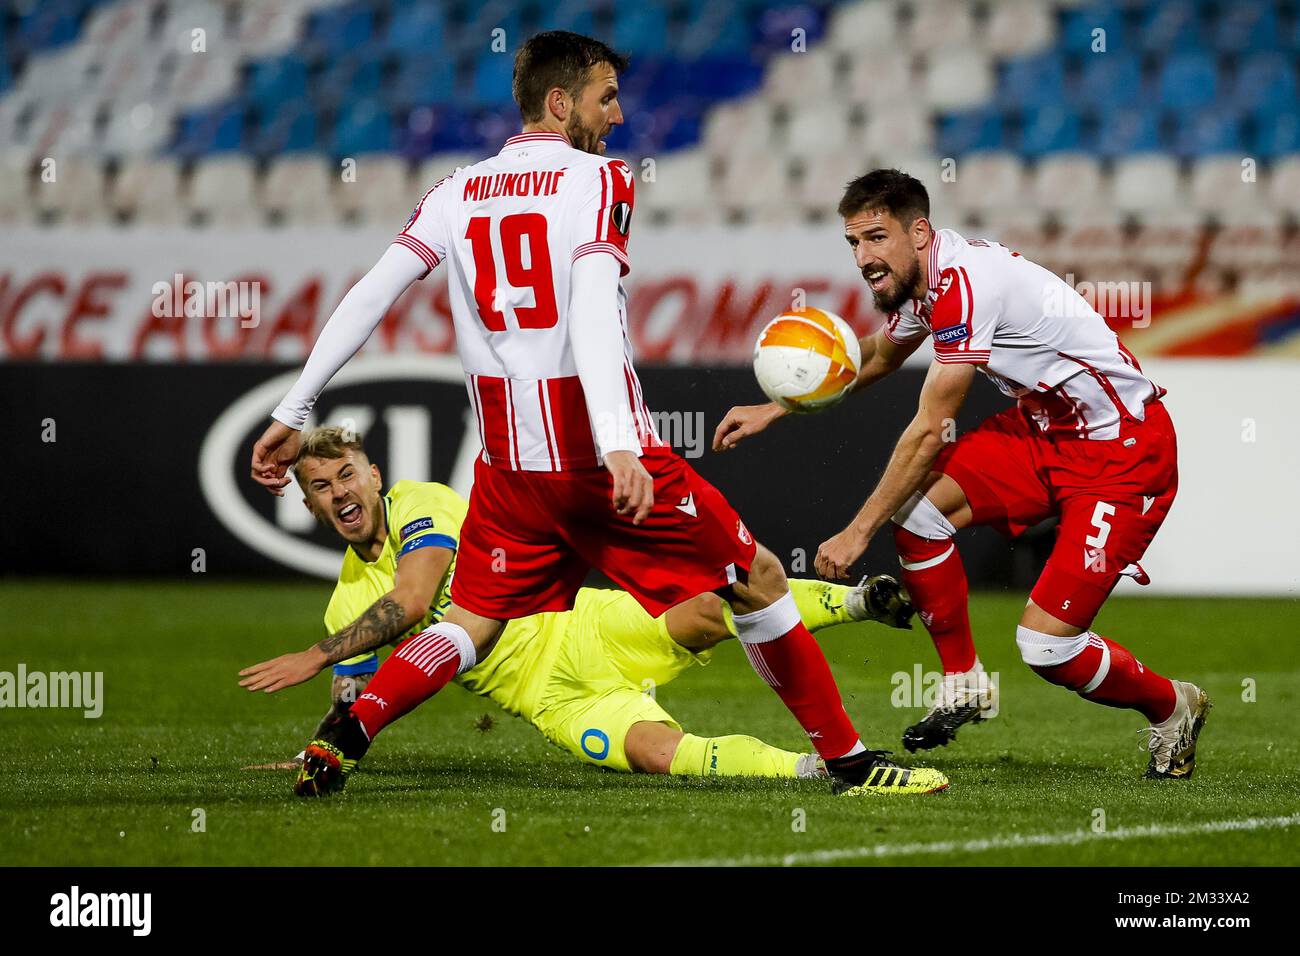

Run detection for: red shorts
[[935, 401, 1179, 628], [452, 446, 758, 619]]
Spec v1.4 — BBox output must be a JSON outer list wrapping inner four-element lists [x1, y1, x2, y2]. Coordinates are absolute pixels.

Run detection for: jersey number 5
[[465, 214, 558, 331]]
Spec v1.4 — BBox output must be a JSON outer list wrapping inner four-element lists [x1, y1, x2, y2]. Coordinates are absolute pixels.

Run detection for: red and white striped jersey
[[884, 229, 1163, 440], [395, 131, 662, 471]]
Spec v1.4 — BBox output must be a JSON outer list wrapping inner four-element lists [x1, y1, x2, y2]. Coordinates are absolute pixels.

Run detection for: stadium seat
[[1095, 109, 1161, 157], [701, 100, 775, 160], [1156, 52, 1218, 115], [332, 99, 395, 155], [1059, 4, 1127, 56], [1173, 111, 1243, 160], [611, 6, 670, 57], [937, 106, 1004, 155], [1020, 105, 1083, 155], [984, 0, 1057, 58], [997, 52, 1066, 111], [335, 154, 412, 226], [638, 150, 716, 224], [108, 156, 184, 225], [1141, 0, 1203, 54], [1190, 158, 1274, 223], [1267, 156, 1300, 214], [100, 100, 176, 158], [1232, 53, 1298, 115], [1254, 112, 1300, 159], [1030, 153, 1105, 213], [826, 0, 901, 55], [1211, 4, 1281, 55], [1112, 154, 1182, 214], [0, 149, 34, 225], [1075, 54, 1144, 113], [718, 150, 790, 217], [188, 154, 259, 226], [31, 157, 107, 224], [952, 152, 1025, 214], [924, 47, 993, 111], [795, 148, 865, 216], [785, 102, 860, 156], [762, 49, 837, 109], [262, 155, 335, 225], [844, 48, 913, 107], [236, 1, 312, 59], [380, 4, 447, 53], [906, 0, 975, 54], [862, 103, 932, 154]]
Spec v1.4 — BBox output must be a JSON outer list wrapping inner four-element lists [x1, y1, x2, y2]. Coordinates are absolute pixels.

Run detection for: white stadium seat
[[762, 49, 838, 109], [923, 46, 993, 111], [826, 0, 902, 55], [862, 103, 933, 153], [907, 0, 976, 54], [952, 152, 1026, 213], [701, 99, 776, 161], [31, 157, 107, 224], [795, 149, 868, 216], [844, 49, 914, 107], [985, 0, 1058, 58], [1030, 153, 1105, 213], [639, 150, 717, 225], [1266, 157, 1300, 214], [1189, 156, 1270, 220], [717, 151, 791, 217], [108, 156, 185, 225], [0, 149, 34, 226], [262, 155, 336, 225], [188, 155, 258, 226], [1111, 155, 1183, 214], [100, 100, 175, 158], [336, 155, 413, 226], [784, 103, 861, 157]]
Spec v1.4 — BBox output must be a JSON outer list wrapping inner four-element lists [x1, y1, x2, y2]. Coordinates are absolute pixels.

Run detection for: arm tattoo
[[317, 595, 408, 665]]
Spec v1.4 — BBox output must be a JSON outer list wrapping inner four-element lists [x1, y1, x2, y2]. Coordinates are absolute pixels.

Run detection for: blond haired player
[[240, 427, 918, 780], [250, 32, 947, 797], [716, 169, 1209, 779]]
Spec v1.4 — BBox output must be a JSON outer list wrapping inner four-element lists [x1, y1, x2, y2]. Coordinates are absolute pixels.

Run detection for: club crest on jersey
[[938, 272, 954, 295], [400, 517, 434, 538], [736, 519, 753, 546], [934, 324, 970, 344], [610, 201, 632, 236]]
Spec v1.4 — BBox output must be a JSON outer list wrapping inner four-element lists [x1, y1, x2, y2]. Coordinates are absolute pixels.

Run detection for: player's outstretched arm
[[250, 244, 428, 495], [237, 546, 452, 694], [815, 361, 975, 579], [714, 330, 920, 453]]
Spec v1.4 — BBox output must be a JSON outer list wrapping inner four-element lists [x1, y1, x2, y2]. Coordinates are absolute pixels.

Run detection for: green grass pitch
[[1, 580, 1296, 866]]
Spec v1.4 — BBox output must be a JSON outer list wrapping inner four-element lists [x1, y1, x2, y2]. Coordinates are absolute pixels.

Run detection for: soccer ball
[[752, 307, 862, 413]]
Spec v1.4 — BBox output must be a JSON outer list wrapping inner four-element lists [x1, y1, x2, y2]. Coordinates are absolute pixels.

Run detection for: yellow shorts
[[529, 588, 712, 772]]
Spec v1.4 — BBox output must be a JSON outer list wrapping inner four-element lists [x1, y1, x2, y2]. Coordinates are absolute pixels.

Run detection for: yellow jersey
[[323, 480, 550, 716]]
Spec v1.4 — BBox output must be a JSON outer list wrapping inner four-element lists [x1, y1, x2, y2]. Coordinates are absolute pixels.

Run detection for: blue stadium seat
[[611, 6, 670, 57], [302, 5, 375, 58], [1020, 106, 1082, 156], [534, 0, 596, 37], [469, 50, 517, 107], [1210, 4, 1280, 54], [1173, 110, 1242, 158], [1156, 52, 1218, 114], [680, 2, 754, 60], [938, 107, 1005, 155], [389, 57, 457, 109], [332, 100, 394, 155], [1253, 112, 1300, 159], [250, 103, 318, 156], [382, 5, 447, 53], [317, 55, 384, 108], [1094, 108, 1160, 157], [998, 53, 1066, 110], [1076, 55, 1143, 112], [752, 3, 829, 58], [246, 56, 309, 107], [1140, 0, 1202, 53], [1060, 5, 1127, 55], [1232, 53, 1297, 114], [173, 102, 247, 158]]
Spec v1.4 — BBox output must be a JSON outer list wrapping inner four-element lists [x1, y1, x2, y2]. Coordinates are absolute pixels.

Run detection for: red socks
[[893, 525, 977, 674], [734, 592, 862, 760], [349, 623, 476, 739], [1027, 631, 1176, 723]]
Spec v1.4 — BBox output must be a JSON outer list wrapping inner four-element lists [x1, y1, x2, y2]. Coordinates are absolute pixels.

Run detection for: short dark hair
[[512, 31, 629, 124], [837, 169, 930, 227]]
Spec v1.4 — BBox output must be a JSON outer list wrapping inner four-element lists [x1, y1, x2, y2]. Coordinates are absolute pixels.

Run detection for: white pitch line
[[651, 814, 1300, 867]]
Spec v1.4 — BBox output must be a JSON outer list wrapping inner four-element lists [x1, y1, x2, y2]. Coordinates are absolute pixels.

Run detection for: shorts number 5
[[1084, 501, 1116, 549]]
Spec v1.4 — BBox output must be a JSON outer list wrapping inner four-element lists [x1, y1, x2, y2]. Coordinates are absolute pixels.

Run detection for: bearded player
[[716, 169, 1209, 780], [249, 33, 948, 797], [239, 426, 916, 781]]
